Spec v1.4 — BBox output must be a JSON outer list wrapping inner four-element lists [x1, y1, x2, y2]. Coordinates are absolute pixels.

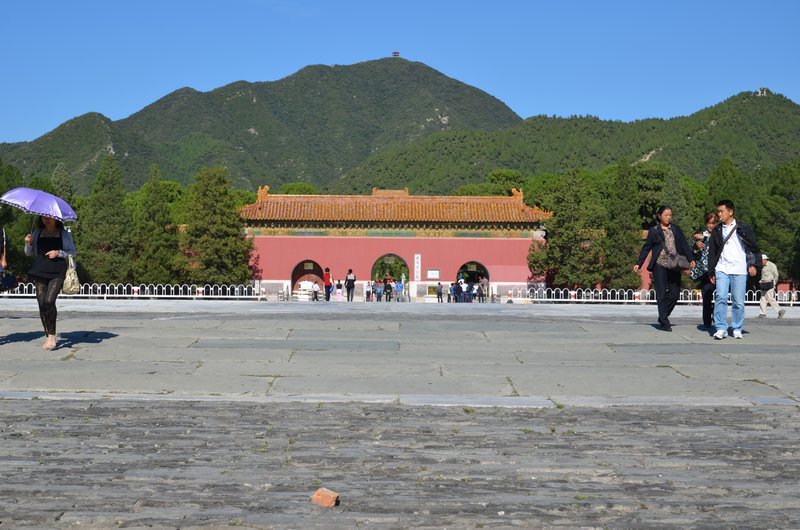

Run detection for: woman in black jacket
[[634, 206, 695, 332]]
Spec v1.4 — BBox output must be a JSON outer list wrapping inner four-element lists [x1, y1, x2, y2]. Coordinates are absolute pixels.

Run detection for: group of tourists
[[434, 276, 489, 303], [368, 277, 404, 302], [634, 199, 785, 338], [314, 268, 405, 302]]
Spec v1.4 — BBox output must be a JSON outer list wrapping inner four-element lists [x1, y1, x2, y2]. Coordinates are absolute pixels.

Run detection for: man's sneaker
[[714, 329, 728, 340], [758, 313, 766, 319], [733, 329, 743, 339], [778, 309, 786, 319]]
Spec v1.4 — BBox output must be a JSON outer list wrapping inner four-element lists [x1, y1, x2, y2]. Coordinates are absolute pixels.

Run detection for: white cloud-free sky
[[2, 0, 798, 143]]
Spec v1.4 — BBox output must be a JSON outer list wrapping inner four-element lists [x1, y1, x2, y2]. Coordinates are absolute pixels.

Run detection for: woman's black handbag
[[0, 271, 18, 292], [759, 281, 774, 291], [664, 252, 691, 271]]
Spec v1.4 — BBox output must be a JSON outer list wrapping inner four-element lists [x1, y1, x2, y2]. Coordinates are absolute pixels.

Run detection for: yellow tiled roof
[[241, 186, 550, 224]]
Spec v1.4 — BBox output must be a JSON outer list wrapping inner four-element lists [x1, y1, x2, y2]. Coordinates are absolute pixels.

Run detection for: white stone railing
[[4, 282, 260, 300]]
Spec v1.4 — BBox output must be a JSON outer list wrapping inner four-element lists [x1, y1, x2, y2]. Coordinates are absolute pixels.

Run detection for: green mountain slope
[[0, 58, 520, 194], [330, 89, 800, 194]]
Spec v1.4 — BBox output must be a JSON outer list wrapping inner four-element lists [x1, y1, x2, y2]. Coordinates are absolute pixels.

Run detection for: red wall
[[251, 236, 538, 283]]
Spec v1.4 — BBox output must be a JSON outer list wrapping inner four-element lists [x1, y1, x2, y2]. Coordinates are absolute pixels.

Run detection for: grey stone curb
[[1, 391, 796, 408]]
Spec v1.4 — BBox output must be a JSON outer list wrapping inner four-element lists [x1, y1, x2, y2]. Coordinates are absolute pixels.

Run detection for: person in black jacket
[[707, 199, 760, 340], [634, 206, 695, 332]]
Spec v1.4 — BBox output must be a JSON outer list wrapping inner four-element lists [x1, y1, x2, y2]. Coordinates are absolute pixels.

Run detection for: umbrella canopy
[[0, 187, 78, 222]]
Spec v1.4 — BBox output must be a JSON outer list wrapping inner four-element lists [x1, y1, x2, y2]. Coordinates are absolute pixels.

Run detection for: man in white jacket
[[758, 254, 785, 319]]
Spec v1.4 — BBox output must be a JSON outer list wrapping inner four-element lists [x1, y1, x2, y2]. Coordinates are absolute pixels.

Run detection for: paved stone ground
[[3, 400, 800, 529], [1, 300, 798, 528]]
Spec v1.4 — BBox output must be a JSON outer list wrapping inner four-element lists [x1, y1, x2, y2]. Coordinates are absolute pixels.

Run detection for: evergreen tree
[[451, 182, 496, 196], [487, 169, 526, 195], [706, 159, 755, 223], [51, 162, 75, 206], [132, 166, 180, 284], [600, 163, 643, 289], [180, 166, 253, 285], [26, 175, 54, 194], [0, 158, 27, 270], [751, 160, 800, 283], [632, 163, 668, 227], [528, 172, 605, 288], [280, 182, 320, 195], [75, 156, 134, 283]]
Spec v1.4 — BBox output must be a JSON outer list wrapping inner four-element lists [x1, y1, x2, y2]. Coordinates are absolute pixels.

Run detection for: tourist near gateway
[[240, 186, 551, 300]]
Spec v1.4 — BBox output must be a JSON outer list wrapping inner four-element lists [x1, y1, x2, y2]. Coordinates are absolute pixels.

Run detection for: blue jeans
[[714, 271, 747, 332]]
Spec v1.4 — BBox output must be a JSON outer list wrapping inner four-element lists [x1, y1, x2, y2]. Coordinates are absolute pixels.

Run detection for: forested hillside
[[331, 89, 800, 194], [0, 59, 520, 193]]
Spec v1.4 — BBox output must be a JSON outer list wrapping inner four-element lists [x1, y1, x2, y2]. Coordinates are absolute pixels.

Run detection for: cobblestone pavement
[[1, 301, 799, 528], [2, 399, 799, 529]]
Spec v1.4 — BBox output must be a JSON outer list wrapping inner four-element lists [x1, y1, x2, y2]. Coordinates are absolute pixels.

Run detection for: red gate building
[[241, 186, 550, 300]]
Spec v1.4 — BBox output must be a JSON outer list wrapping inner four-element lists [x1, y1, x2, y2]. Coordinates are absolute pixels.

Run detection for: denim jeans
[[714, 271, 747, 332]]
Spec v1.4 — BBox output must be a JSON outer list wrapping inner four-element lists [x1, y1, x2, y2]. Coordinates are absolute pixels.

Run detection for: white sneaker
[[733, 329, 743, 339], [713, 329, 728, 340]]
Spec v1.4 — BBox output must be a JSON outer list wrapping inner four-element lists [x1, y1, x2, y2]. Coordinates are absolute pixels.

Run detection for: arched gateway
[[241, 186, 550, 300]]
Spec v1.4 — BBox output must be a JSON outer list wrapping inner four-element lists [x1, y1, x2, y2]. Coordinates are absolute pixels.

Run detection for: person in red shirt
[[323, 267, 332, 301]]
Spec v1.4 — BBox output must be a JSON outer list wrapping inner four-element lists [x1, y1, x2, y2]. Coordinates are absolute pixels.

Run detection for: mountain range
[[1, 59, 799, 195]]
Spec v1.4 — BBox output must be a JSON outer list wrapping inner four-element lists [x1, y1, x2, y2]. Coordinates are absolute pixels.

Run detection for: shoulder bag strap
[[721, 225, 738, 247]]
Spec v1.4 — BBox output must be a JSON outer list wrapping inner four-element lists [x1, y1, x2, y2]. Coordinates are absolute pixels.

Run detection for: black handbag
[[0, 271, 18, 292], [759, 281, 774, 291], [664, 252, 691, 271]]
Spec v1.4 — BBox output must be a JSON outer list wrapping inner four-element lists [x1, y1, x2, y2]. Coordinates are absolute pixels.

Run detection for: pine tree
[[180, 166, 253, 285], [601, 163, 644, 289], [75, 156, 134, 283], [528, 172, 605, 288], [0, 158, 27, 269], [51, 162, 75, 207], [706, 159, 755, 223], [132, 166, 180, 284]]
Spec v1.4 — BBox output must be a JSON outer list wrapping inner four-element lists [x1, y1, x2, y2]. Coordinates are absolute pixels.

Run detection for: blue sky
[[2, 0, 798, 143]]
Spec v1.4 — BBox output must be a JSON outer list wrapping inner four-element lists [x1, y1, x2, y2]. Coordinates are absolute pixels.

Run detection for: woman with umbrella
[[1, 186, 78, 351], [24, 216, 76, 350]]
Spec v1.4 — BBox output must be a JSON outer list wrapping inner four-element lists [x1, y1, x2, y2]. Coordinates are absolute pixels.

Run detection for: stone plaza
[[1, 299, 798, 528]]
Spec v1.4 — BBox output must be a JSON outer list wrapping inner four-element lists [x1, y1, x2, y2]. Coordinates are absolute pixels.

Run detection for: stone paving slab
[[1, 299, 799, 527], [2, 399, 799, 528]]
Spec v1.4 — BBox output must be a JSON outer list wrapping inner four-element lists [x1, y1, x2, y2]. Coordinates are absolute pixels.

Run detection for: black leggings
[[35, 277, 64, 336]]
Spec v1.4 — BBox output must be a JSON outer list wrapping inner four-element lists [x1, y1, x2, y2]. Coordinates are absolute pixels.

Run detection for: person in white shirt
[[707, 200, 760, 340]]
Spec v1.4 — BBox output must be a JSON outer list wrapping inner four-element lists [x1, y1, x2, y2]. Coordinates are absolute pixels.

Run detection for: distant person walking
[[335, 279, 343, 302], [323, 267, 332, 301], [0, 225, 7, 272], [435, 282, 443, 303], [345, 269, 356, 302], [758, 254, 785, 319], [312, 282, 320, 301], [24, 216, 76, 350], [383, 278, 393, 302], [634, 206, 695, 332], [708, 199, 760, 340]]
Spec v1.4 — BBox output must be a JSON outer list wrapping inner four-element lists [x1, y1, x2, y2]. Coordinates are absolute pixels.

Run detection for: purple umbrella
[[0, 187, 78, 221]]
